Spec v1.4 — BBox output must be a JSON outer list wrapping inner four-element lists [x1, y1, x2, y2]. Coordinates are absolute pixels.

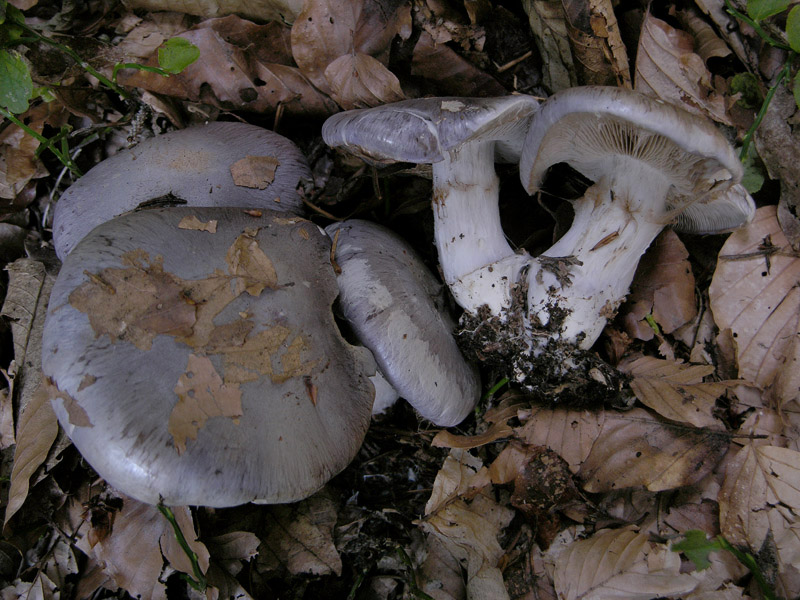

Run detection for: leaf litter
[[2, 0, 800, 598]]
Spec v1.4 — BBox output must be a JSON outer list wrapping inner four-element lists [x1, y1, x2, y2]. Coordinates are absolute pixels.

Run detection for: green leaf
[[787, 5, 800, 51], [157, 37, 199, 75], [741, 144, 765, 193], [672, 530, 724, 571], [731, 72, 762, 108], [747, 0, 792, 20], [794, 70, 800, 110], [0, 48, 33, 113]]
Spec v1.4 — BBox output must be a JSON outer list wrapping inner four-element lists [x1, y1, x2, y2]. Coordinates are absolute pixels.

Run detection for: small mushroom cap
[[327, 220, 480, 426], [322, 96, 540, 166], [520, 86, 752, 230], [52, 122, 311, 259], [42, 208, 375, 507]]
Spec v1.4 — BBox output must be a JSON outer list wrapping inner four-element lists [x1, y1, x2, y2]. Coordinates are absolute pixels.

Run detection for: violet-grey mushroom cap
[[327, 220, 480, 427], [321, 96, 540, 165], [520, 86, 753, 231], [52, 122, 311, 259], [42, 207, 375, 507]]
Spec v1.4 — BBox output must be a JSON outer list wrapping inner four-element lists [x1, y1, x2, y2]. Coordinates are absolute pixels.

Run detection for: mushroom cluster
[[43, 122, 480, 507], [323, 88, 755, 395]]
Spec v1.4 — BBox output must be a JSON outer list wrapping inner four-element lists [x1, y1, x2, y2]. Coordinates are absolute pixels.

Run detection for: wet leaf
[[619, 356, 733, 428], [579, 407, 729, 492], [719, 444, 800, 551], [635, 11, 731, 125], [169, 354, 243, 454], [325, 52, 405, 109], [709, 206, 800, 402], [620, 230, 697, 341]]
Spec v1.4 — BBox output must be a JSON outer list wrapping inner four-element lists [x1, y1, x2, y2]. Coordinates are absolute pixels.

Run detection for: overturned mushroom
[[322, 96, 540, 316], [517, 86, 754, 356], [42, 208, 376, 507], [327, 220, 480, 426], [52, 122, 311, 259]]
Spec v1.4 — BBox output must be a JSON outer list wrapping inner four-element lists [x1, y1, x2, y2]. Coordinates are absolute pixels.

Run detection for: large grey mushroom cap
[[322, 96, 540, 165], [327, 220, 480, 426], [520, 86, 753, 231], [42, 208, 375, 507], [52, 122, 311, 259]]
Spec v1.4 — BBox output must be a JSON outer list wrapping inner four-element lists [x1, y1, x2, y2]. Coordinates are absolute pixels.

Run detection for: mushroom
[[327, 220, 480, 426], [321, 96, 540, 316], [516, 86, 755, 355], [52, 122, 311, 259], [42, 207, 376, 507]]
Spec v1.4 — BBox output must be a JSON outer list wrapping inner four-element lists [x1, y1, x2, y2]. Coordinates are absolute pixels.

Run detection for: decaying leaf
[[258, 488, 342, 576], [177, 215, 218, 233], [719, 443, 800, 551], [619, 356, 733, 428], [710, 206, 800, 403], [548, 526, 698, 600], [620, 230, 697, 340], [229, 156, 280, 190], [522, 0, 576, 92], [579, 407, 729, 492], [169, 354, 243, 455], [635, 11, 732, 125], [325, 52, 405, 109]]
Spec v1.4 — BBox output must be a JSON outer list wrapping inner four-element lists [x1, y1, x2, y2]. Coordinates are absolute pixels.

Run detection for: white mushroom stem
[[526, 162, 672, 349], [432, 144, 530, 315]]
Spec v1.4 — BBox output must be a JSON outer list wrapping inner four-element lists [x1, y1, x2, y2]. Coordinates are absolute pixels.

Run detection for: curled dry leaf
[[719, 443, 800, 552], [675, 7, 732, 64], [324, 53, 405, 109], [619, 356, 733, 429], [549, 526, 698, 600], [620, 230, 697, 341], [635, 11, 732, 125], [709, 206, 800, 405], [258, 489, 342, 576], [578, 407, 729, 493], [522, 0, 577, 92]]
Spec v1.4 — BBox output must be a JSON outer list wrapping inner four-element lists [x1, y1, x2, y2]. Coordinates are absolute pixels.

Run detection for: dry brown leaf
[[619, 356, 732, 428], [562, 0, 631, 87], [0, 104, 56, 203], [675, 7, 732, 64], [258, 488, 342, 576], [115, 12, 195, 61], [207, 531, 260, 563], [169, 354, 243, 455], [635, 11, 732, 125], [177, 215, 218, 233], [578, 407, 729, 493], [325, 53, 405, 109], [522, 0, 576, 92], [620, 230, 697, 340], [549, 526, 697, 600], [432, 419, 513, 450], [4, 384, 58, 527], [719, 443, 800, 551], [121, 0, 304, 23], [290, 0, 361, 94], [225, 229, 279, 296], [425, 449, 490, 515], [710, 206, 800, 404], [229, 156, 280, 190], [417, 535, 465, 600]]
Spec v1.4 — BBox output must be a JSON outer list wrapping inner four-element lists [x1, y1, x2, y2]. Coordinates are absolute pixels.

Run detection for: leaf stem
[[739, 57, 794, 159], [0, 106, 83, 176], [715, 536, 777, 600]]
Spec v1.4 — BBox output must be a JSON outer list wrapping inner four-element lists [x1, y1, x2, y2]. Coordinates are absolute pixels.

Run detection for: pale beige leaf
[[259, 489, 342, 576], [579, 407, 729, 492], [719, 444, 800, 550], [425, 449, 488, 515], [290, 0, 362, 93], [325, 53, 405, 110], [515, 406, 605, 473], [169, 354, 243, 455], [160, 506, 210, 578], [635, 11, 731, 124], [122, 0, 304, 23], [687, 584, 748, 600], [710, 206, 800, 400], [229, 156, 279, 190], [177, 215, 218, 233], [621, 230, 697, 340], [522, 0, 576, 91], [619, 356, 729, 428], [93, 497, 168, 600], [4, 383, 58, 526]]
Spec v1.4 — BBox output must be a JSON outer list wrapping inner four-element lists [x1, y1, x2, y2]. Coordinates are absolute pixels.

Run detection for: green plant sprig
[[157, 504, 207, 592], [0, 106, 82, 175]]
